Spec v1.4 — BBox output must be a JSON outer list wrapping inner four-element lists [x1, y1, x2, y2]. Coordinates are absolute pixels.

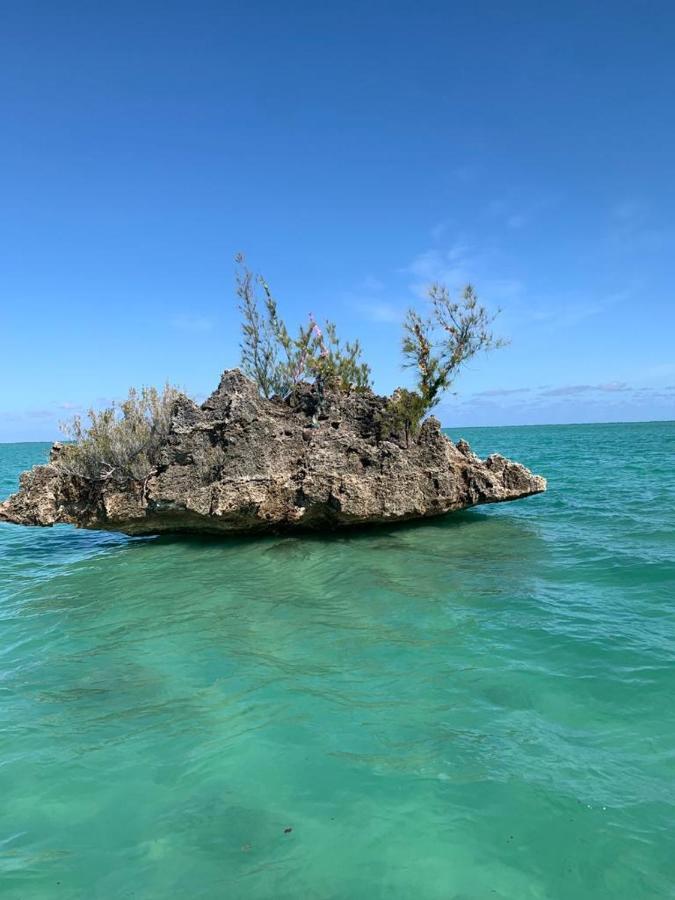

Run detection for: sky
[[1, 0, 674, 440]]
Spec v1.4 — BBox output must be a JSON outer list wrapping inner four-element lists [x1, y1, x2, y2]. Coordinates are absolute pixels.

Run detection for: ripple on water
[[0, 425, 674, 899]]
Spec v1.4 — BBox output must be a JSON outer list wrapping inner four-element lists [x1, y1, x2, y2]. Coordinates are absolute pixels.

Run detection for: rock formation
[[0, 370, 546, 535]]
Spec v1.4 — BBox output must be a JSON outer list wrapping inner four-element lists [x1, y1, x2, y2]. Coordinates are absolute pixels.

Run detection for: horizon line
[[2, 417, 674, 445], [442, 417, 675, 430]]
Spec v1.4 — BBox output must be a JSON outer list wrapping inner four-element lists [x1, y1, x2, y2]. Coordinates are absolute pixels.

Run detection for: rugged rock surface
[[0, 370, 546, 535]]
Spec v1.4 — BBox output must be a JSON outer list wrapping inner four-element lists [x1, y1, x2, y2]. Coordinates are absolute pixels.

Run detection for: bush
[[237, 257, 503, 443], [379, 388, 428, 447], [403, 283, 505, 409], [236, 255, 372, 398], [387, 283, 505, 439], [58, 384, 183, 483]]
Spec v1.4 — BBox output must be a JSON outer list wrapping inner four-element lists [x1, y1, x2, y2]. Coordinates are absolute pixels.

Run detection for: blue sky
[[2, 0, 674, 440]]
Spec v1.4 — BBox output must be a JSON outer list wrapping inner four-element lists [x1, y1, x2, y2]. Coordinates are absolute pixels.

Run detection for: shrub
[[237, 258, 503, 441], [236, 255, 372, 398], [58, 384, 183, 483], [308, 318, 371, 393], [385, 283, 505, 439], [403, 283, 505, 409], [236, 258, 279, 399], [379, 388, 428, 448]]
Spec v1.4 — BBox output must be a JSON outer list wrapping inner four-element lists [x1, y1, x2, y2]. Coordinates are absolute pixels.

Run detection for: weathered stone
[[0, 370, 546, 535]]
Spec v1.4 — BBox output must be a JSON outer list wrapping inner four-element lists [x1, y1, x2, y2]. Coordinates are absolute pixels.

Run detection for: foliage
[[388, 283, 505, 438], [55, 272, 503, 480], [403, 283, 505, 410], [309, 318, 371, 393], [236, 255, 372, 398], [237, 257, 502, 441], [58, 384, 183, 482], [235, 256, 279, 400], [379, 388, 428, 448]]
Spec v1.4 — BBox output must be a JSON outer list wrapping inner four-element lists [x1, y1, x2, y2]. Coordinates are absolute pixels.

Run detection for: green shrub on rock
[[382, 283, 505, 442], [379, 388, 428, 447], [236, 258, 504, 440], [58, 384, 183, 483], [58, 265, 505, 476], [402, 283, 505, 413], [236, 254, 371, 398]]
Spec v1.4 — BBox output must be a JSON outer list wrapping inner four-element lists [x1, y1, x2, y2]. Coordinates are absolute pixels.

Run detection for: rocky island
[[0, 370, 545, 536]]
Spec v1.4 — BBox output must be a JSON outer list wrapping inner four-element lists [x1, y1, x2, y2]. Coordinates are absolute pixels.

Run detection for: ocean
[[1, 422, 674, 899]]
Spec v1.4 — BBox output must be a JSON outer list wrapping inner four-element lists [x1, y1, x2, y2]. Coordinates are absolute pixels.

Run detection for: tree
[[57, 268, 503, 480], [235, 254, 279, 399], [389, 283, 505, 438]]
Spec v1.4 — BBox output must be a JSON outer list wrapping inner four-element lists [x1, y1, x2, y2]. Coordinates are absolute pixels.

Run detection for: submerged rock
[[0, 370, 546, 535]]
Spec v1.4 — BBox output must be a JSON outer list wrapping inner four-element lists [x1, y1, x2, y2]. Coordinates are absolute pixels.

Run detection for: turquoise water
[[1, 422, 674, 899]]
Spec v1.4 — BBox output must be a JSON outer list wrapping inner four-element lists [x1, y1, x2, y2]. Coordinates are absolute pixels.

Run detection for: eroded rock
[[0, 370, 546, 535]]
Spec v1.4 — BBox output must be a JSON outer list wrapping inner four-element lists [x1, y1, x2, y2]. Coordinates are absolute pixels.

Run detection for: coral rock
[[0, 370, 546, 535]]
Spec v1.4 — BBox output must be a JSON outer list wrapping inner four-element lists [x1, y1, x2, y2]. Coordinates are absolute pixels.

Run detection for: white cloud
[[484, 188, 558, 233], [540, 382, 629, 398], [608, 201, 675, 254], [24, 409, 56, 419], [473, 387, 531, 398], [430, 220, 450, 242], [170, 314, 214, 333], [405, 236, 525, 306], [597, 381, 630, 392], [356, 300, 405, 324], [359, 275, 384, 292], [405, 243, 477, 298], [644, 362, 675, 378], [514, 288, 631, 331]]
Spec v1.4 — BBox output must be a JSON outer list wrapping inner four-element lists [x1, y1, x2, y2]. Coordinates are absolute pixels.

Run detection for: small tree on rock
[[385, 283, 505, 440]]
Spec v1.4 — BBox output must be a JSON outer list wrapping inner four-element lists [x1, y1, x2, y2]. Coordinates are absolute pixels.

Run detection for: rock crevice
[[0, 370, 546, 535]]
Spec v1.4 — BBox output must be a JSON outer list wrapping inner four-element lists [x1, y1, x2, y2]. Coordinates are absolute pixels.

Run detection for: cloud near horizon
[[473, 387, 532, 398], [540, 382, 630, 397]]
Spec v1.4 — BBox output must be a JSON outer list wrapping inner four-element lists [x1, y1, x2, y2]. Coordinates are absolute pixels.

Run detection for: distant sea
[[1, 422, 674, 899]]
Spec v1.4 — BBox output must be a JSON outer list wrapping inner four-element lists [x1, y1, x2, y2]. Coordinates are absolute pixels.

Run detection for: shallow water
[[1, 423, 674, 899]]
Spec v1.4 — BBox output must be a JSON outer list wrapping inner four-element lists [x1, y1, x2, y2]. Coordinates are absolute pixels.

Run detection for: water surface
[[1, 423, 674, 898]]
